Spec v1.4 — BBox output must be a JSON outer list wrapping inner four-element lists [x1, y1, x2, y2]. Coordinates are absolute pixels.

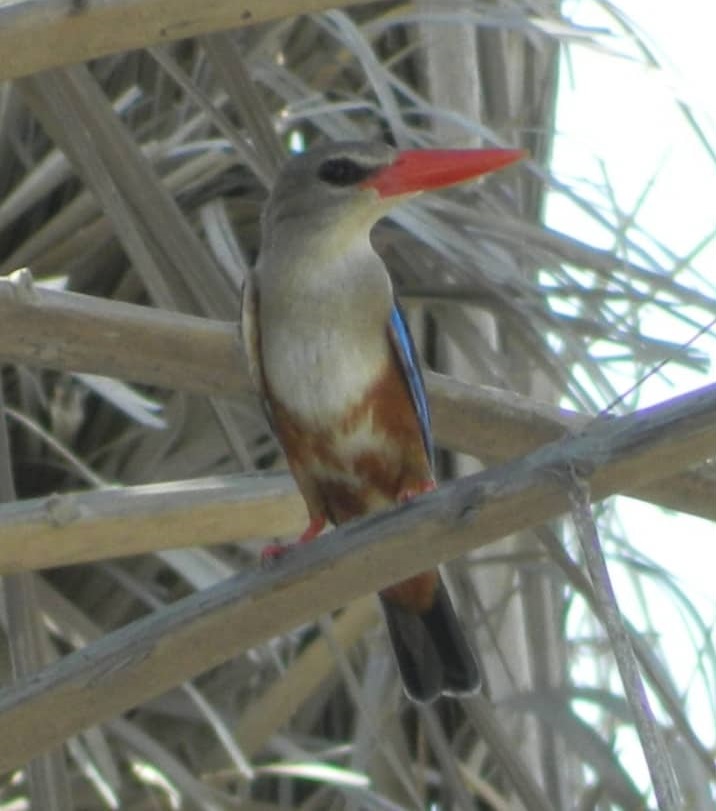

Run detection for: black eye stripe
[[317, 157, 374, 186]]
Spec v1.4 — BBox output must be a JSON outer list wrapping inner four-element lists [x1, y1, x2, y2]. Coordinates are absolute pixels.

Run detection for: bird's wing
[[240, 274, 275, 429], [388, 301, 434, 470]]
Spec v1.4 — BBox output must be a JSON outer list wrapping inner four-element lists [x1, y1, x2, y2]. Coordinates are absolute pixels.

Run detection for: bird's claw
[[260, 542, 292, 565], [261, 516, 327, 565], [398, 480, 436, 503], [299, 515, 327, 543]]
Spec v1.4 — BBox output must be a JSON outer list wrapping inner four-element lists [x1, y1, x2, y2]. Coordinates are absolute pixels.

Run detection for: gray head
[[261, 141, 398, 245], [259, 140, 526, 255]]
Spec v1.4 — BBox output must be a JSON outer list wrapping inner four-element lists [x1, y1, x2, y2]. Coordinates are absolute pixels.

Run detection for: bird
[[242, 140, 525, 703]]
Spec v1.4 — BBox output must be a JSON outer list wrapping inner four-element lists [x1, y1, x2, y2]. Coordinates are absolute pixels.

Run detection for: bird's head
[[260, 141, 526, 252]]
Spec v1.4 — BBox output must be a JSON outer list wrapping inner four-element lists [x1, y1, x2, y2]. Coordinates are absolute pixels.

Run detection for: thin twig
[[463, 696, 556, 811], [597, 314, 716, 418], [4, 406, 110, 488], [567, 471, 682, 810]]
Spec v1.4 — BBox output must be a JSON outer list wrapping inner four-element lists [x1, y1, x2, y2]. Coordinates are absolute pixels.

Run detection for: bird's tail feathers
[[380, 577, 480, 704]]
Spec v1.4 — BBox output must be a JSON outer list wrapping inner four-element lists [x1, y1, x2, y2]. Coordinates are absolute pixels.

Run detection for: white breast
[[262, 320, 388, 426], [258, 233, 393, 427]]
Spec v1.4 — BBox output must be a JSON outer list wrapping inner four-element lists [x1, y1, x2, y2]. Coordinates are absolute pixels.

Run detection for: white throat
[[257, 231, 394, 424]]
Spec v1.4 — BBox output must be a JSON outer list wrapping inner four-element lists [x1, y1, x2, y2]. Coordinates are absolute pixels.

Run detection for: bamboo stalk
[[0, 472, 304, 574], [0, 276, 712, 521], [0, 0, 365, 83], [0, 382, 711, 771], [0, 391, 73, 807]]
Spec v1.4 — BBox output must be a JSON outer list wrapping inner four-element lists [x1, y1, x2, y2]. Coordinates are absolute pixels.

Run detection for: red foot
[[299, 515, 326, 543], [260, 542, 289, 563], [398, 480, 436, 503], [260, 516, 326, 565]]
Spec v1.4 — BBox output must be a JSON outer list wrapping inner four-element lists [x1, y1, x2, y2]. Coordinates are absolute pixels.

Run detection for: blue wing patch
[[389, 302, 434, 470]]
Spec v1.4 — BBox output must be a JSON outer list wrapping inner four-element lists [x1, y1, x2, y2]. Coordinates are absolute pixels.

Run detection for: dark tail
[[380, 577, 481, 703]]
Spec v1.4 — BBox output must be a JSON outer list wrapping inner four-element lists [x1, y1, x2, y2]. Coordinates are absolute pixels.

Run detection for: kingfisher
[[242, 141, 525, 702]]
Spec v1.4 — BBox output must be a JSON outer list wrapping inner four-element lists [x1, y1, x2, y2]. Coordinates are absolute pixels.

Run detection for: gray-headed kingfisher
[[242, 141, 525, 702]]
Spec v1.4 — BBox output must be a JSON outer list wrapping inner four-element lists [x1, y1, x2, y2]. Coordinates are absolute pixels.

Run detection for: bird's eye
[[317, 158, 373, 186]]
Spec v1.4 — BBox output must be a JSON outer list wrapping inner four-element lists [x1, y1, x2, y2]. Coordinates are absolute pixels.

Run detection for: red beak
[[362, 148, 526, 198]]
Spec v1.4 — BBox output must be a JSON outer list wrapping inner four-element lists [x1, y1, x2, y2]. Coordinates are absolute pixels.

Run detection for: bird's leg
[[260, 542, 286, 562], [299, 515, 327, 543], [398, 480, 436, 503], [261, 515, 327, 563]]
